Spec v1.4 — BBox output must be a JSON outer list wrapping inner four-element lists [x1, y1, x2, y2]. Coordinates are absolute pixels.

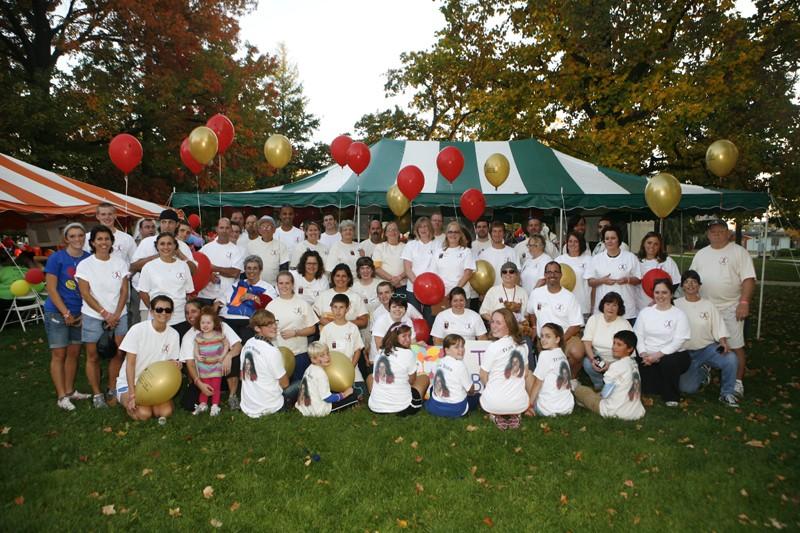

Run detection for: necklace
[[502, 284, 516, 303]]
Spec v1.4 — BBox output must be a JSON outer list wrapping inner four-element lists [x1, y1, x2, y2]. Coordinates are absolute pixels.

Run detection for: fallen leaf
[[394, 436, 404, 444], [203, 486, 214, 499], [397, 518, 409, 528], [514, 447, 523, 454], [415, 482, 424, 494], [169, 507, 181, 517], [410, 441, 418, 449], [230, 501, 240, 512], [483, 516, 494, 527], [767, 518, 786, 529], [607, 508, 617, 516], [1, 442, 12, 448], [316, 479, 329, 485], [216, 473, 226, 479], [624, 479, 635, 488], [574, 451, 583, 461], [415, 456, 423, 463], [88, 491, 101, 499], [371, 419, 378, 426], [142, 468, 153, 476], [559, 494, 568, 505], [470, 466, 478, 475], [620, 492, 629, 499], [476, 477, 487, 484], [579, 426, 587, 432], [14, 496, 24, 505], [149, 450, 161, 458], [1, 427, 10, 435], [745, 439, 765, 448], [737, 513, 750, 524], [633, 516, 641, 525], [79, 455, 88, 463], [101, 504, 116, 516], [210, 518, 222, 528], [740, 488, 749, 497], [466, 425, 478, 432]]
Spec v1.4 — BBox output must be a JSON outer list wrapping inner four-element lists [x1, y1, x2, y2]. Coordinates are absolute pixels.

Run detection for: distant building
[[742, 224, 794, 255]]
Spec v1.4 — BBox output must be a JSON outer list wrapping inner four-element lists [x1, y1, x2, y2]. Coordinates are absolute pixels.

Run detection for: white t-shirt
[[351, 278, 382, 315], [179, 322, 241, 362], [582, 314, 633, 362], [131, 235, 195, 290], [554, 253, 591, 315], [430, 308, 487, 341], [674, 297, 729, 351], [266, 296, 318, 355], [368, 347, 417, 413], [247, 238, 290, 285], [432, 246, 476, 296], [471, 238, 491, 259], [197, 239, 244, 301], [116, 321, 180, 391], [479, 336, 530, 415], [431, 355, 472, 404], [359, 238, 381, 259], [373, 242, 406, 278], [690, 242, 756, 308], [319, 231, 341, 249], [584, 250, 641, 319], [313, 289, 367, 323], [291, 271, 329, 306], [290, 240, 329, 270], [296, 364, 335, 417], [326, 240, 360, 273], [476, 246, 518, 287], [401, 239, 436, 292], [533, 347, 575, 417], [138, 258, 194, 324], [526, 286, 584, 336], [275, 226, 305, 257], [519, 253, 552, 294], [319, 320, 365, 382], [84, 228, 137, 265], [235, 235, 251, 260], [74, 254, 130, 320], [480, 284, 529, 322], [240, 337, 286, 417], [599, 356, 645, 420], [636, 257, 681, 310], [634, 305, 690, 355], [514, 238, 558, 265]]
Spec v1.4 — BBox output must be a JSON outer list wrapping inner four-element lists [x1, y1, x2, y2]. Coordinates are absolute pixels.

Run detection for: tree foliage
[[357, 0, 800, 221]]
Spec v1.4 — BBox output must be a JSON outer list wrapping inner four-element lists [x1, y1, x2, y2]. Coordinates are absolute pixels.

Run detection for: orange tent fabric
[[0, 153, 165, 218]]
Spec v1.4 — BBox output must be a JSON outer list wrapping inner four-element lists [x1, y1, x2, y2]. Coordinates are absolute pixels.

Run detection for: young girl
[[425, 334, 476, 418], [367, 323, 429, 416], [296, 341, 358, 417], [240, 310, 290, 418], [192, 307, 230, 416], [574, 330, 645, 420], [529, 323, 575, 417]]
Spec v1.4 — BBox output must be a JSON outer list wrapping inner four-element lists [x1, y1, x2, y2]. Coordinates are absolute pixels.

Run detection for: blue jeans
[[679, 343, 738, 396], [582, 356, 606, 390]]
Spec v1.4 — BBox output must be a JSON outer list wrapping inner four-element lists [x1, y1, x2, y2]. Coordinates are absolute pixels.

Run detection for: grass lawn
[[1, 287, 798, 531]]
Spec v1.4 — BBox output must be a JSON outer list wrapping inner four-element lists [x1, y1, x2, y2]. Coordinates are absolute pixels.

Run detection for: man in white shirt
[[527, 261, 585, 375], [690, 219, 755, 399], [275, 205, 305, 257], [230, 210, 245, 230], [84, 202, 137, 264], [431, 212, 446, 245], [197, 217, 244, 305], [247, 215, 289, 284], [592, 216, 629, 256], [320, 213, 341, 249], [471, 218, 491, 258], [359, 219, 383, 258], [476, 221, 517, 287], [514, 216, 558, 263]]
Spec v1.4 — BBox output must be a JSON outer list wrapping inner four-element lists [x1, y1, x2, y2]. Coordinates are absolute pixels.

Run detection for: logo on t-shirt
[[112, 271, 122, 280], [618, 264, 627, 271], [161, 344, 171, 355], [438, 253, 444, 259], [444, 321, 449, 329], [298, 287, 304, 294], [294, 306, 302, 315], [225, 252, 233, 259], [719, 257, 729, 265], [176, 272, 185, 281], [331, 341, 337, 349], [554, 303, 565, 313], [663, 320, 674, 328], [699, 312, 709, 321]]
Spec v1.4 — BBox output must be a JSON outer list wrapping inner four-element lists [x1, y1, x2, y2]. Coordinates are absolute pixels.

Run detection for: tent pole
[[756, 206, 768, 339]]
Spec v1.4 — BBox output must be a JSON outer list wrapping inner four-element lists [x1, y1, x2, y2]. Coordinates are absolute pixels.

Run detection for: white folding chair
[[1, 293, 45, 332]]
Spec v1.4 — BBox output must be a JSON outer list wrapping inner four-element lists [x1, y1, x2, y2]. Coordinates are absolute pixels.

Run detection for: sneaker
[[157, 416, 167, 426], [734, 380, 744, 399], [67, 390, 91, 401], [209, 405, 221, 417], [228, 394, 240, 411], [57, 396, 76, 411], [506, 414, 521, 429], [700, 364, 712, 388], [193, 403, 208, 416], [665, 401, 679, 408], [489, 414, 507, 431], [92, 394, 108, 408], [719, 394, 740, 408]]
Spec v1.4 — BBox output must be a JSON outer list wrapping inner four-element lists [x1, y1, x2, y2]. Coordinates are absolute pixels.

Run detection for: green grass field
[[1, 287, 798, 531]]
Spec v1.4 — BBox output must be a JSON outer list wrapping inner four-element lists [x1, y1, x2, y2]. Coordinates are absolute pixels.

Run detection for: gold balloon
[[264, 134, 292, 169], [10, 279, 30, 297], [279, 346, 296, 378], [469, 260, 495, 295], [386, 184, 410, 216], [135, 360, 182, 406], [188, 126, 219, 165], [705, 139, 739, 178], [484, 153, 510, 189], [396, 210, 411, 234], [559, 263, 576, 292], [645, 172, 682, 219], [325, 351, 355, 392]]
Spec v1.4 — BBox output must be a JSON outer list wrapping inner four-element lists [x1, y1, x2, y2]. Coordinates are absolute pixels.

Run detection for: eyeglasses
[[391, 293, 407, 299], [153, 307, 173, 314], [446, 230, 460, 234], [501, 270, 517, 274]]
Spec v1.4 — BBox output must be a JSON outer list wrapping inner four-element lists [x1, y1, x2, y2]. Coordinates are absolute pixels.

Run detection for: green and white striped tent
[[171, 138, 769, 213]]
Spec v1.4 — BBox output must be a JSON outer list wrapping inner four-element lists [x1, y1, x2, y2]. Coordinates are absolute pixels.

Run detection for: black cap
[[159, 209, 179, 222], [706, 219, 727, 229]]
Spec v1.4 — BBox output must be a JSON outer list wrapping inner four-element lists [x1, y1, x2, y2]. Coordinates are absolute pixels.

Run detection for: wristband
[[739, 300, 749, 305]]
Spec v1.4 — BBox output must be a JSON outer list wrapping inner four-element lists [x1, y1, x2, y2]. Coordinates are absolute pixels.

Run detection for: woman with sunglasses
[[480, 262, 528, 323]]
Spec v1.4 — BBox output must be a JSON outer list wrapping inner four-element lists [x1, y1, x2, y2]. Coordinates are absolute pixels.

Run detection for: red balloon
[[346, 142, 371, 175], [436, 146, 464, 183], [413, 318, 430, 344], [109, 133, 143, 174], [191, 251, 212, 292], [642, 268, 671, 298], [460, 188, 486, 222], [397, 165, 425, 201], [180, 137, 204, 175], [188, 213, 201, 230], [24, 268, 45, 284], [206, 114, 235, 155], [413, 272, 445, 306], [331, 135, 353, 167]]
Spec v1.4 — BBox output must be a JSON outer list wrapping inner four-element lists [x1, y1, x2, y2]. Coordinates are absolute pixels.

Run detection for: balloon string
[[196, 175, 202, 225], [218, 155, 223, 219], [124, 175, 129, 232], [450, 182, 459, 225]]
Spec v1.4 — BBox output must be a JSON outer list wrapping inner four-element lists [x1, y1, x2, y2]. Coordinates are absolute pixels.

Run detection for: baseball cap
[[500, 261, 518, 273], [706, 219, 727, 229], [159, 209, 179, 222]]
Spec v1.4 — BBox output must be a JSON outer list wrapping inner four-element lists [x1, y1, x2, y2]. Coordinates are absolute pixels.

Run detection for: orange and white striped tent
[[0, 153, 164, 218]]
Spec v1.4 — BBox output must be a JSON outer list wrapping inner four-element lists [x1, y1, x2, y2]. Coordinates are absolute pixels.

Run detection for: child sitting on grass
[[192, 307, 230, 417], [367, 323, 429, 416], [319, 294, 367, 397], [240, 310, 289, 418], [425, 334, 477, 418], [529, 322, 575, 417], [296, 341, 358, 416], [574, 330, 645, 420]]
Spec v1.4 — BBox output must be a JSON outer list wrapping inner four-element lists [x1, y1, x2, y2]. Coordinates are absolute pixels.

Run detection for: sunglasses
[[153, 307, 173, 314], [501, 269, 517, 274], [391, 293, 407, 299]]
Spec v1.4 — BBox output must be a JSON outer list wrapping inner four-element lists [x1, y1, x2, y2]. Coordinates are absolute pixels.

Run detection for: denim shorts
[[81, 314, 129, 343], [44, 312, 83, 349]]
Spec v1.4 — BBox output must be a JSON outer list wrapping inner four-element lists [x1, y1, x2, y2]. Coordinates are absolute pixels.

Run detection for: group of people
[[40, 202, 755, 429]]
